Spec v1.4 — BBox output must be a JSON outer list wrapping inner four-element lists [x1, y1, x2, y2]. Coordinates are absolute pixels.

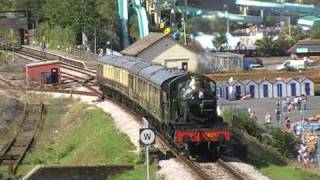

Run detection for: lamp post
[[300, 95, 307, 121]]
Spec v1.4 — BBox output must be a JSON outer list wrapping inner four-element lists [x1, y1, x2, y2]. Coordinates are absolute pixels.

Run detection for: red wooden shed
[[25, 60, 61, 87]]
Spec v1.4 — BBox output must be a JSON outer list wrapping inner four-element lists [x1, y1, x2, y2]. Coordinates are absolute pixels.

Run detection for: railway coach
[[97, 55, 246, 156]]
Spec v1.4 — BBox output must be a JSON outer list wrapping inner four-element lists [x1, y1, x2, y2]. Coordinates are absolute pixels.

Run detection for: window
[[182, 62, 188, 70]]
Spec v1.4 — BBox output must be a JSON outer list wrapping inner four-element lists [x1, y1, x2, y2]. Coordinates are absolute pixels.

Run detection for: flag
[[82, 32, 90, 51]]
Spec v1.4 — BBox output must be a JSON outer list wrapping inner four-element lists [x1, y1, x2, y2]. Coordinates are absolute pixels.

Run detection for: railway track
[[0, 103, 44, 175]]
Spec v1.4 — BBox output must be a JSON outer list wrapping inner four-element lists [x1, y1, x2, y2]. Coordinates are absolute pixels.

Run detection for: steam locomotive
[[97, 55, 246, 156]]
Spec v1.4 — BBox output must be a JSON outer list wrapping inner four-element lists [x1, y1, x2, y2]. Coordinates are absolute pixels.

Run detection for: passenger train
[[97, 55, 246, 156]]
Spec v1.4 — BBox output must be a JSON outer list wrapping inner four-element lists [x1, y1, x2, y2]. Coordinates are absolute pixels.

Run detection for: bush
[[267, 127, 298, 157], [222, 110, 261, 137], [222, 110, 298, 157]]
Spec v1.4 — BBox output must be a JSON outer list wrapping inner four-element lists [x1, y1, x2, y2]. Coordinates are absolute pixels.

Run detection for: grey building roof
[[120, 33, 168, 56], [288, 40, 320, 54]]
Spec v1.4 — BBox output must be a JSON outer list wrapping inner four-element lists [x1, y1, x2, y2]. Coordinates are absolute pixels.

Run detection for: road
[[219, 96, 320, 127], [259, 56, 320, 71]]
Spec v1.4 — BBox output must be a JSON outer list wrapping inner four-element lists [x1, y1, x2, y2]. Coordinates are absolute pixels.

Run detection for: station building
[[25, 61, 61, 87], [121, 32, 199, 72]]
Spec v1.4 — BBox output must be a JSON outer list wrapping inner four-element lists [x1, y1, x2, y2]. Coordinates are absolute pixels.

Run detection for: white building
[[257, 79, 273, 98], [272, 79, 287, 98], [298, 77, 314, 96], [286, 78, 301, 97], [229, 80, 245, 100], [243, 80, 259, 98]]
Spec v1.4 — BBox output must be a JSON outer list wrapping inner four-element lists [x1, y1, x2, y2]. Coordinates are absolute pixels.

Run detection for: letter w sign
[[139, 128, 156, 145]]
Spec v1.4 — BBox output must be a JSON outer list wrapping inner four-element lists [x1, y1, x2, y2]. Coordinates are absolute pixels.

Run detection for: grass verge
[[245, 134, 320, 180], [17, 97, 156, 179]]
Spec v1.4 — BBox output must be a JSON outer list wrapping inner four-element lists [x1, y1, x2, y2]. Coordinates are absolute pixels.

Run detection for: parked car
[[243, 58, 263, 70], [276, 60, 306, 71], [249, 64, 266, 71]]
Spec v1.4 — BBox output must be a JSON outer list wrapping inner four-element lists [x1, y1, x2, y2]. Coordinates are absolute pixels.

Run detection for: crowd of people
[[249, 96, 320, 169], [296, 129, 319, 168]]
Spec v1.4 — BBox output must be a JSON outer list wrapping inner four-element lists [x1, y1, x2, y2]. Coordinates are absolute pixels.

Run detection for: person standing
[[285, 116, 291, 129], [250, 111, 256, 120], [265, 112, 271, 125]]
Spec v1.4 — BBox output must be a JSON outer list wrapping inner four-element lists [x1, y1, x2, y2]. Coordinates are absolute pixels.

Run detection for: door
[[235, 86, 241, 99], [277, 84, 283, 97], [226, 86, 229, 99], [305, 82, 310, 96], [249, 85, 255, 98], [263, 84, 268, 98], [291, 83, 296, 96], [51, 68, 59, 84]]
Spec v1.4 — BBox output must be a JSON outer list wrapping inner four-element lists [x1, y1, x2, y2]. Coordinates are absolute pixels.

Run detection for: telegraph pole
[[183, 0, 188, 46], [94, 28, 97, 54]]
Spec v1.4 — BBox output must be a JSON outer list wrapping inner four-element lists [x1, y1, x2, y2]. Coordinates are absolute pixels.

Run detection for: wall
[[23, 165, 133, 180], [137, 38, 198, 72]]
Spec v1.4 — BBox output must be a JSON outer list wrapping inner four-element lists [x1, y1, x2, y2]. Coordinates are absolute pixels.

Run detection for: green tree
[[255, 34, 279, 56], [12, 0, 46, 26], [129, 14, 140, 42], [212, 33, 227, 50], [310, 23, 320, 39], [279, 25, 305, 44]]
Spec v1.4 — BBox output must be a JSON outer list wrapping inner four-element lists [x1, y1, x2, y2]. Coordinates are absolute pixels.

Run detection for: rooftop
[[120, 33, 168, 56], [26, 60, 60, 68]]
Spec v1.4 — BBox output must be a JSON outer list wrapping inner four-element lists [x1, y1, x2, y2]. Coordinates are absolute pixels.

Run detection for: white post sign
[[139, 127, 155, 180]]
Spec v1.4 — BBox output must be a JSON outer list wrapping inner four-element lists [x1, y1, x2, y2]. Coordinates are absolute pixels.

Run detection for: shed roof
[[288, 39, 320, 53], [120, 33, 168, 56], [243, 80, 258, 85], [26, 60, 60, 68], [286, 77, 299, 83], [256, 79, 272, 84]]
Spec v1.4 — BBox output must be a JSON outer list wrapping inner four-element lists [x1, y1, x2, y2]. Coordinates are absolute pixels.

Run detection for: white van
[[276, 60, 306, 71]]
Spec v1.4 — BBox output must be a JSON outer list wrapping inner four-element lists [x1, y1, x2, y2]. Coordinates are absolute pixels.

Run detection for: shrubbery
[[222, 110, 298, 157]]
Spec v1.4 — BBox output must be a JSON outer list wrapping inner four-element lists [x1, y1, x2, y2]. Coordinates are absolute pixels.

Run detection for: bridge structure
[[0, 10, 30, 45]]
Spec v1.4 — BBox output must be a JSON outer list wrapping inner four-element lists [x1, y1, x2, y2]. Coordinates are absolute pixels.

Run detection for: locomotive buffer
[[139, 118, 156, 180]]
